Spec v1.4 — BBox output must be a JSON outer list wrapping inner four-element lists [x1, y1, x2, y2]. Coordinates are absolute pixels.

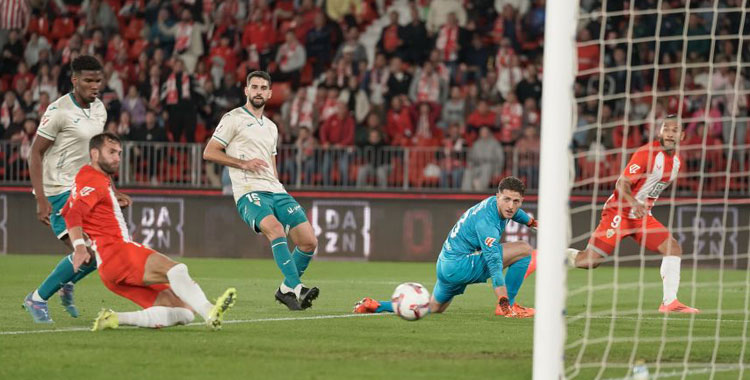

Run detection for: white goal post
[[533, 0, 577, 379]]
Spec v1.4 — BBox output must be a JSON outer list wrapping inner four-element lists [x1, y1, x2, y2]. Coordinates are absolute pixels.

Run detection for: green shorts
[[236, 191, 308, 234], [48, 191, 71, 239]]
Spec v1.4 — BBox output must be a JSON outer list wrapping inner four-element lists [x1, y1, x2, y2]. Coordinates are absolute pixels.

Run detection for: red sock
[[524, 250, 537, 279]]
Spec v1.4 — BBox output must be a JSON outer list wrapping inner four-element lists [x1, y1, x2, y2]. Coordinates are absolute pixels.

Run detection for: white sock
[[166, 264, 213, 320], [117, 307, 194, 328], [31, 290, 45, 302], [660, 256, 681, 305], [279, 282, 305, 299], [565, 248, 580, 268], [279, 282, 294, 294]]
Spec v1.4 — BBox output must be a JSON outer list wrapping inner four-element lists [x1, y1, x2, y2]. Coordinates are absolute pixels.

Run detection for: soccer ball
[[391, 282, 431, 321]]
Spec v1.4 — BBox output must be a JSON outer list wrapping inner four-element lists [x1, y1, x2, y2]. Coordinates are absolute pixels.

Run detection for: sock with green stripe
[[376, 301, 393, 313], [506, 256, 531, 306], [292, 247, 314, 278], [36, 253, 76, 300], [272, 237, 301, 288], [70, 261, 97, 283]]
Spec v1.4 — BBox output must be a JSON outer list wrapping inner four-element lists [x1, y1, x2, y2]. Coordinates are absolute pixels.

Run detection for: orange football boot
[[353, 297, 381, 313], [512, 303, 535, 318], [495, 296, 514, 317], [658, 299, 700, 314]]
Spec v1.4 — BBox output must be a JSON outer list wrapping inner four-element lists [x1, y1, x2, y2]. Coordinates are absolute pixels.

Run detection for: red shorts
[[587, 208, 670, 257], [97, 241, 170, 308]]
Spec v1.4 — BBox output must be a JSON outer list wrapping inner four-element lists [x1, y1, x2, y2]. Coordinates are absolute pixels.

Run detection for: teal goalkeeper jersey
[[440, 196, 532, 288]]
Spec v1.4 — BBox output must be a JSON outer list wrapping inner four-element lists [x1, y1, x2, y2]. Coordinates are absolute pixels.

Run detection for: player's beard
[[249, 96, 266, 109], [660, 137, 676, 152], [98, 158, 119, 175]]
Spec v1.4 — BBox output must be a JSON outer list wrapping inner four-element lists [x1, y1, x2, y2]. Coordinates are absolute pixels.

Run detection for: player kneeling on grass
[[62, 133, 236, 331], [355, 176, 538, 318]]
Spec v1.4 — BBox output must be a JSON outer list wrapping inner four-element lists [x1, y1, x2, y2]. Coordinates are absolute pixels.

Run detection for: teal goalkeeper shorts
[[48, 191, 71, 239], [432, 251, 491, 304], [236, 191, 308, 233]]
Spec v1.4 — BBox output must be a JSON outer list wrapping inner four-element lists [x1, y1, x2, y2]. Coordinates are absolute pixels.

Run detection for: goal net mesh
[[565, 0, 750, 378]]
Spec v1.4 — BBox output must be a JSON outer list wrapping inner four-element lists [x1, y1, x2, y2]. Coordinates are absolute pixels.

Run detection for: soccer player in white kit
[[22, 55, 132, 323], [203, 71, 320, 310]]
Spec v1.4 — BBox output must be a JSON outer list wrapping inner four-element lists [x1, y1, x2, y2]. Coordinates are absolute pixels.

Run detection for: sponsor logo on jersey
[[287, 205, 301, 214], [629, 164, 641, 174], [79, 186, 96, 197], [484, 237, 496, 247], [606, 228, 615, 238]]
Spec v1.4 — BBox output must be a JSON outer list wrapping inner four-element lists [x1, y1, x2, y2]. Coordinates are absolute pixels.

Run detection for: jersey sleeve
[[475, 217, 505, 288], [61, 174, 107, 227], [36, 106, 64, 141], [622, 149, 649, 182], [511, 208, 531, 226], [211, 114, 236, 147]]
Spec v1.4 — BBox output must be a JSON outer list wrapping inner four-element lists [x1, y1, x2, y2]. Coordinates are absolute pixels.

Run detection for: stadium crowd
[[0, 0, 748, 191]]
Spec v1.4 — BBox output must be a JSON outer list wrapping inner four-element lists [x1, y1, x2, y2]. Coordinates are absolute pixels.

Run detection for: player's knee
[[261, 220, 286, 240], [518, 241, 533, 256], [298, 236, 317, 253], [662, 238, 682, 256], [429, 301, 444, 314]]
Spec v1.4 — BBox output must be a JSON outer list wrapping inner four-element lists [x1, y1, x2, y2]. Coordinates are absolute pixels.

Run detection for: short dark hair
[[72, 55, 103, 74], [89, 132, 121, 151], [498, 176, 526, 196], [246, 71, 272, 87], [662, 114, 681, 129]]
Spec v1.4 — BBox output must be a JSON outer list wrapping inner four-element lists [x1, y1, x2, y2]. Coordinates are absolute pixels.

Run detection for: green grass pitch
[[0, 255, 748, 379]]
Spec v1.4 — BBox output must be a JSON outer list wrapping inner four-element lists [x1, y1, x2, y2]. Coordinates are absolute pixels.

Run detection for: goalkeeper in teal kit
[[354, 176, 538, 318]]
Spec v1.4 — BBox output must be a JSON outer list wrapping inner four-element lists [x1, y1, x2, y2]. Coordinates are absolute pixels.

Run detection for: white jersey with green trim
[[211, 105, 285, 202], [36, 93, 107, 196]]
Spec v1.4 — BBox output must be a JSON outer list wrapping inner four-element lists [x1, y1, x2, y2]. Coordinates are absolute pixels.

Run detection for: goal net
[[540, 0, 750, 379]]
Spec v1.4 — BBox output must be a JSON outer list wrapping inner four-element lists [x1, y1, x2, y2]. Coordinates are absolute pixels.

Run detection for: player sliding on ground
[[62, 133, 236, 330], [566, 115, 699, 314], [23, 55, 133, 323], [203, 71, 319, 311], [355, 176, 538, 318]]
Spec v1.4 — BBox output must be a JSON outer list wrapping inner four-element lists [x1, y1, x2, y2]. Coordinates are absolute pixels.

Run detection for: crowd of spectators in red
[[0, 0, 747, 191]]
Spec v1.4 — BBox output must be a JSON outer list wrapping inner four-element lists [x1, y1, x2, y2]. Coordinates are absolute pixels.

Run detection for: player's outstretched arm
[[63, 198, 95, 272], [511, 208, 538, 228], [203, 139, 268, 172], [29, 136, 55, 225]]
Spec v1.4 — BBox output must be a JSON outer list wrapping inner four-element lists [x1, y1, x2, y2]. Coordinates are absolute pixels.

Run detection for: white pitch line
[[573, 315, 749, 324], [0, 313, 388, 336], [604, 364, 746, 380]]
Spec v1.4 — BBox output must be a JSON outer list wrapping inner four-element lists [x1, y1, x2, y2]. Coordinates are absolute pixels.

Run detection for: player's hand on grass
[[115, 192, 132, 208], [239, 159, 268, 172], [72, 245, 92, 272], [35, 196, 52, 226]]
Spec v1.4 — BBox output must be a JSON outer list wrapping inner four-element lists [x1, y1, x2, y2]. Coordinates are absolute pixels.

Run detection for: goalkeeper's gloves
[[527, 217, 538, 229]]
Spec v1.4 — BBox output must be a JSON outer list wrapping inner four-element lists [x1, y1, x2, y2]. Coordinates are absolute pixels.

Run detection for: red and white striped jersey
[[0, 0, 31, 30], [61, 165, 131, 255], [604, 141, 681, 219]]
